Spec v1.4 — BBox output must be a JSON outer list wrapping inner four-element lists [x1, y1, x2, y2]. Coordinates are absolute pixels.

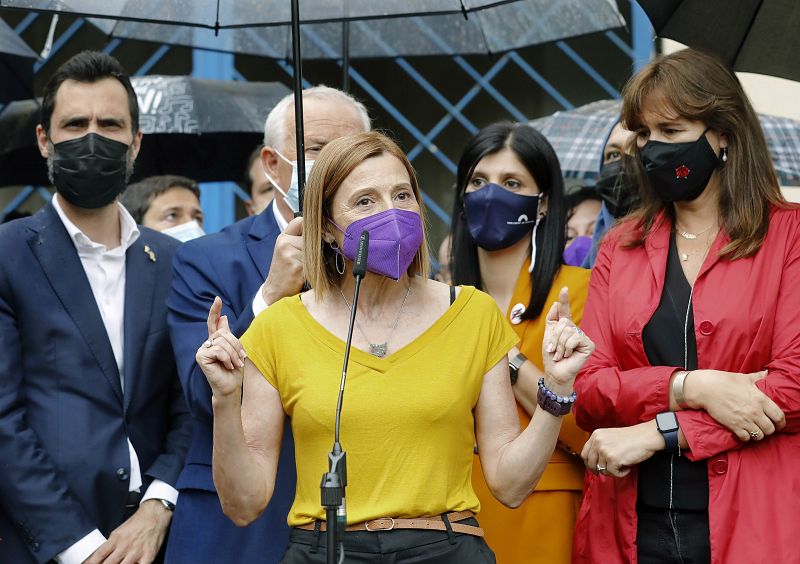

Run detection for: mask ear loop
[[528, 194, 544, 273], [263, 149, 298, 212]]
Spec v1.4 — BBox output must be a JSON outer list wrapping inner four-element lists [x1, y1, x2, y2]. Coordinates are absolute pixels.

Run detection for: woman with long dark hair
[[450, 122, 591, 563]]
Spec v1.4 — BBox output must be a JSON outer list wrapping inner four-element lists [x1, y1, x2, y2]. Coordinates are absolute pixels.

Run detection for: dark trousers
[[281, 518, 495, 564], [636, 505, 711, 564]]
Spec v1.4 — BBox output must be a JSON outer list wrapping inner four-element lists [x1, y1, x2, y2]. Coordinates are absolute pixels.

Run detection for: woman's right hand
[[684, 369, 785, 442], [542, 287, 595, 393], [195, 296, 247, 400]]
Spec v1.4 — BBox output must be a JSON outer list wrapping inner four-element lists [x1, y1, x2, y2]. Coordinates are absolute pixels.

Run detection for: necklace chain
[[676, 221, 714, 240], [337, 285, 412, 358]]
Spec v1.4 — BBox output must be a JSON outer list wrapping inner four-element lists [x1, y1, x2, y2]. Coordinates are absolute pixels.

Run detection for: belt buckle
[[364, 517, 395, 532]]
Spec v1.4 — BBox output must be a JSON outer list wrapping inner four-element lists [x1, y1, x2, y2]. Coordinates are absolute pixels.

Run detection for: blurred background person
[[241, 144, 276, 216], [434, 234, 452, 283], [574, 49, 800, 564], [449, 122, 591, 564], [121, 174, 205, 241], [563, 186, 601, 267], [582, 120, 637, 268]]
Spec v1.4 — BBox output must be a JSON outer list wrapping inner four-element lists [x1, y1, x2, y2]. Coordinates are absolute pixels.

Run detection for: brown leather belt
[[295, 510, 484, 537]]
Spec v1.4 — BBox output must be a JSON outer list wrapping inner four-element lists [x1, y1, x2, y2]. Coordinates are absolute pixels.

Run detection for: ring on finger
[[596, 464, 606, 472], [750, 430, 760, 439], [206, 337, 215, 347]]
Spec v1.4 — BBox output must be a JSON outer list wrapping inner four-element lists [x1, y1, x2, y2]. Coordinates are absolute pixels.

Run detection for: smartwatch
[[509, 352, 527, 385], [655, 411, 680, 454]]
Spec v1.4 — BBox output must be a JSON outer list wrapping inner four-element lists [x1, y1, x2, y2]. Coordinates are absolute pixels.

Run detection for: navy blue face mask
[[463, 183, 541, 251]]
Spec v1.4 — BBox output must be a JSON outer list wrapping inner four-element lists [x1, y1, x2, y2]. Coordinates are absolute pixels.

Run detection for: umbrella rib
[[729, 0, 763, 69]]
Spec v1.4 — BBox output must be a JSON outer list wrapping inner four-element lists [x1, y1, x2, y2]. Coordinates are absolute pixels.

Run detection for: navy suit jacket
[[0, 203, 192, 564], [166, 203, 295, 562]]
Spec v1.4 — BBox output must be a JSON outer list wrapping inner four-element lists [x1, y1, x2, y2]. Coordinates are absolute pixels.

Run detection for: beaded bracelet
[[537, 378, 577, 417]]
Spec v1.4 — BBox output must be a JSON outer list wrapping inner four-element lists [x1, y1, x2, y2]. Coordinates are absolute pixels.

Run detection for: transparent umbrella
[[530, 99, 800, 186]]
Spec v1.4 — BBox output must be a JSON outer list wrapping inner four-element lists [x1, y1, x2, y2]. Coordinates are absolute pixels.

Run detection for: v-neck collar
[[288, 286, 475, 373]]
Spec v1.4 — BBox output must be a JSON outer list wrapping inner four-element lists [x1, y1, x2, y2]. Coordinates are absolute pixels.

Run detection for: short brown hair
[[121, 174, 200, 224], [303, 131, 430, 298], [621, 48, 786, 259]]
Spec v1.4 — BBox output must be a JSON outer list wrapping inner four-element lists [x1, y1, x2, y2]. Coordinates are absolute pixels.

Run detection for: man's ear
[[261, 146, 280, 179], [130, 130, 143, 160], [538, 194, 549, 217], [36, 124, 50, 158]]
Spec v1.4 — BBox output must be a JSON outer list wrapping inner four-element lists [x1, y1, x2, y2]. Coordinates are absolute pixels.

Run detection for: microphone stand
[[320, 231, 369, 564]]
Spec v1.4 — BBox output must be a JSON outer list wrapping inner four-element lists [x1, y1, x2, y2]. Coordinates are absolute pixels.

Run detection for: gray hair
[[262, 85, 371, 152]]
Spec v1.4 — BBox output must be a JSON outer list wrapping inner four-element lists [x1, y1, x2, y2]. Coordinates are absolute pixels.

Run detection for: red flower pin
[[675, 165, 690, 179]]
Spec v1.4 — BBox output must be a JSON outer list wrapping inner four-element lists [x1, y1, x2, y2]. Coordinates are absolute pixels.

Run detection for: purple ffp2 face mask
[[330, 208, 424, 280]]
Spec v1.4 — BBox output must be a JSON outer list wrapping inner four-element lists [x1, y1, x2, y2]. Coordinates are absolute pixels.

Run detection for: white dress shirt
[[251, 202, 290, 317], [51, 195, 178, 564]]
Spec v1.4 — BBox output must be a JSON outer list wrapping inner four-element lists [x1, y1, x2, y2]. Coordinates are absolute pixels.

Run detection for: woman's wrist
[[542, 371, 574, 397], [681, 370, 705, 409], [212, 388, 243, 409]]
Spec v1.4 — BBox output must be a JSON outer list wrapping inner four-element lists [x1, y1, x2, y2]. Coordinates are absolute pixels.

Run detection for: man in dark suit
[[165, 86, 370, 563], [0, 51, 192, 564]]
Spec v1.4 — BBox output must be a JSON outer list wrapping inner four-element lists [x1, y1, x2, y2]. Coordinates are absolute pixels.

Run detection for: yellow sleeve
[[475, 290, 521, 374], [240, 308, 279, 390]]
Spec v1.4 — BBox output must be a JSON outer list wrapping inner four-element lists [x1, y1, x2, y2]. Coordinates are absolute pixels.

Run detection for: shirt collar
[[271, 198, 289, 232], [52, 193, 140, 253]]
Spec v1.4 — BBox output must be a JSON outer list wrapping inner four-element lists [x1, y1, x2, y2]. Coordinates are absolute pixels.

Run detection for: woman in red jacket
[[573, 48, 800, 564]]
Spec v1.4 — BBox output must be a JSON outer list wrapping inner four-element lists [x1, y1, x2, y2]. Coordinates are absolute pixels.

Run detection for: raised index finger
[[557, 286, 572, 321], [207, 296, 222, 338]]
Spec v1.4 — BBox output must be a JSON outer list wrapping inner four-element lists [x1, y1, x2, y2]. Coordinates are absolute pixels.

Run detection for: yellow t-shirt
[[240, 285, 518, 527]]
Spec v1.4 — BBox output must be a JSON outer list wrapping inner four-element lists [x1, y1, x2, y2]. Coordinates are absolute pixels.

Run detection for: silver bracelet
[[672, 370, 691, 410]]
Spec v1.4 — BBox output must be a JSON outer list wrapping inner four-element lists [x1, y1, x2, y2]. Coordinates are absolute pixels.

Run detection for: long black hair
[[450, 122, 567, 321]]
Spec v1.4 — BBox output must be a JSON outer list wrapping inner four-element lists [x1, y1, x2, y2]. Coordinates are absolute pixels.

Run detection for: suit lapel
[[122, 236, 157, 412], [28, 205, 123, 403], [246, 205, 281, 280]]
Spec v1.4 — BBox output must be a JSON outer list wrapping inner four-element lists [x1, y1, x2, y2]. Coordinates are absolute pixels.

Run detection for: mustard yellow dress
[[472, 261, 591, 563]]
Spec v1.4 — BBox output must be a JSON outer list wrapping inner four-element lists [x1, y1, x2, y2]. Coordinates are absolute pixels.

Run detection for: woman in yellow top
[[195, 131, 594, 563], [449, 122, 591, 563]]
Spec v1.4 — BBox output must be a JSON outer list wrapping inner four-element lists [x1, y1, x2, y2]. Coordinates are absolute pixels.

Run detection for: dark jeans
[[281, 518, 495, 564], [636, 505, 711, 564]]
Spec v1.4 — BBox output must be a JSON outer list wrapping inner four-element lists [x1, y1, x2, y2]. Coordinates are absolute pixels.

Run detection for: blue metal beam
[[13, 13, 38, 35], [631, 0, 655, 72], [0, 186, 35, 221], [103, 38, 123, 54], [556, 41, 620, 99], [507, 52, 574, 110], [192, 49, 237, 232], [34, 19, 84, 73], [135, 44, 171, 76]]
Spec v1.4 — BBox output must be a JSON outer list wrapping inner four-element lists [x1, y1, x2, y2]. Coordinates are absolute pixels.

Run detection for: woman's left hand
[[542, 287, 595, 390], [581, 422, 663, 478]]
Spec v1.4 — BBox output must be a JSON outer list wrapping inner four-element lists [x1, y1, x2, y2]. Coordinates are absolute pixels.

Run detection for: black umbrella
[[0, 75, 291, 186], [0, 17, 38, 103], [637, 0, 800, 83]]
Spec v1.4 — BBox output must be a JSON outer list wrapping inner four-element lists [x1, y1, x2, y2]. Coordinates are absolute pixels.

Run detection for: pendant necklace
[[676, 222, 714, 240], [338, 285, 412, 358]]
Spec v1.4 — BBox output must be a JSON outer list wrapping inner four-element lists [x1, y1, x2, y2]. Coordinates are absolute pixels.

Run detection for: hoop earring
[[721, 147, 728, 163], [330, 241, 345, 275]]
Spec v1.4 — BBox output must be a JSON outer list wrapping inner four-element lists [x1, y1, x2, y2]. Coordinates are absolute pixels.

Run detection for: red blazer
[[573, 206, 800, 564]]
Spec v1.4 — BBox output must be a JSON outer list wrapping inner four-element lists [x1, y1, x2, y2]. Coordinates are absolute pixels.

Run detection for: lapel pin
[[510, 303, 526, 325], [144, 245, 156, 262]]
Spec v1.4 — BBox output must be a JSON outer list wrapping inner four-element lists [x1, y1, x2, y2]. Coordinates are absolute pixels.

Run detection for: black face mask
[[596, 154, 639, 218], [639, 129, 721, 203], [51, 133, 130, 209]]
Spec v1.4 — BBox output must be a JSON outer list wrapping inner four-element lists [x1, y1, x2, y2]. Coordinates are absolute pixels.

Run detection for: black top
[[638, 231, 709, 510]]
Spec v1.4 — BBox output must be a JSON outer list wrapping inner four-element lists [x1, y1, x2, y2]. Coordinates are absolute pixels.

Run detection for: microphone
[[352, 230, 369, 278], [321, 230, 369, 564]]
